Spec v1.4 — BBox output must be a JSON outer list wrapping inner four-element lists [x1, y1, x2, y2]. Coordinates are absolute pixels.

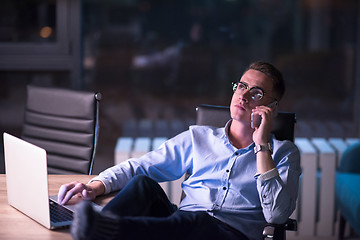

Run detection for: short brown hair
[[245, 61, 285, 101]]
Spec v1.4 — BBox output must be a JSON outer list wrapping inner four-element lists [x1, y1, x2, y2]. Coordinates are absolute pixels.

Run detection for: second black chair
[[21, 85, 101, 175]]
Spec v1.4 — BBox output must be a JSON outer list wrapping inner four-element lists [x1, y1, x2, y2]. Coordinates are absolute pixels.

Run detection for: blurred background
[[0, 0, 359, 174]]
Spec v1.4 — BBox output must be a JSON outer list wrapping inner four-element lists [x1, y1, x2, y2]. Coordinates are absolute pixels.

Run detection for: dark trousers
[[101, 175, 249, 240]]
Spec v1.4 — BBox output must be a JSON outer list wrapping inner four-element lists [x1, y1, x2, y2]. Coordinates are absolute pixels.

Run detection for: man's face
[[230, 69, 275, 123]]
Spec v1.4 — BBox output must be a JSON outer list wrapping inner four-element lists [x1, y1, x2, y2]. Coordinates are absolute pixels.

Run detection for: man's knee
[[130, 175, 160, 191], [132, 175, 155, 184]]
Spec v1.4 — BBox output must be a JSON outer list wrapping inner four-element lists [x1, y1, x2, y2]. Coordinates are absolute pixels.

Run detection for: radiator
[[292, 137, 359, 238]]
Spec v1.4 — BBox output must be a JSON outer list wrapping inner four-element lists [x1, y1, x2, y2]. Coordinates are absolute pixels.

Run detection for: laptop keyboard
[[49, 200, 73, 223]]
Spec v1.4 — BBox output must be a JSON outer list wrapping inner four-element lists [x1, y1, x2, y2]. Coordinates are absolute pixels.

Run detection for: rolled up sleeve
[[255, 141, 301, 224]]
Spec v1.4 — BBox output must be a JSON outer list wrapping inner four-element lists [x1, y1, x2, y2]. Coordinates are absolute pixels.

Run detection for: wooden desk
[[0, 174, 112, 240]]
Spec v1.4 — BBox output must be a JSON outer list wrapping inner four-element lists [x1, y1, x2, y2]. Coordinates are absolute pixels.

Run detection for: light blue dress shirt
[[92, 120, 301, 240]]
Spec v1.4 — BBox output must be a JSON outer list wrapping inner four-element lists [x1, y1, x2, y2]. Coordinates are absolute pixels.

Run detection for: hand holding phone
[[251, 101, 278, 128]]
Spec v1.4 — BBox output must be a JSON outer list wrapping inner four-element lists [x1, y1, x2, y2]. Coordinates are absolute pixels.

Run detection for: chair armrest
[[284, 218, 297, 231], [263, 218, 297, 240]]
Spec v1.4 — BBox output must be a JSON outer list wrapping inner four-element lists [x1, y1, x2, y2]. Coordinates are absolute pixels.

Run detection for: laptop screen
[[3, 133, 52, 229]]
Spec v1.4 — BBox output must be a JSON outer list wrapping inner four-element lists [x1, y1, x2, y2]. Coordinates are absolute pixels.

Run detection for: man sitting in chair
[[58, 61, 301, 240]]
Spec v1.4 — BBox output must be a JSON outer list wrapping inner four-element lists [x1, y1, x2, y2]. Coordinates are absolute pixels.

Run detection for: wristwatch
[[254, 142, 273, 154]]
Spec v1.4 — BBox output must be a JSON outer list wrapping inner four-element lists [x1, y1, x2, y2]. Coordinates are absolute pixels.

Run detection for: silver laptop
[[3, 132, 76, 229]]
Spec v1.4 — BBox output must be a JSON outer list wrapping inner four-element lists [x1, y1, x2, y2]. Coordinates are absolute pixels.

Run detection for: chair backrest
[[21, 85, 101, 175], [196, 104, 296, 142], [338, 142, 360, 173]]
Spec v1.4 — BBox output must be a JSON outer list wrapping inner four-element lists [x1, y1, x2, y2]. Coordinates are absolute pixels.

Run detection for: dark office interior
[[0, 0, 359, 175]]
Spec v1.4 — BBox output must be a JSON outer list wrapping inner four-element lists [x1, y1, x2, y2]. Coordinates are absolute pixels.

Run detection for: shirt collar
[[224, 119, 232, 139], [223, 119, 262, 151]]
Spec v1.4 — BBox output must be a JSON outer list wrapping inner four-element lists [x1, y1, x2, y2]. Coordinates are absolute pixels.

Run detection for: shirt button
[[226, 169, 230, 173], [223, 187, 227, 190], [235, 152, 239, 155]]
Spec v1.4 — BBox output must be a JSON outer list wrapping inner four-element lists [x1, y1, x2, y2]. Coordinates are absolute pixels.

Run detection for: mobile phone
[[251, 101, 278, 128]]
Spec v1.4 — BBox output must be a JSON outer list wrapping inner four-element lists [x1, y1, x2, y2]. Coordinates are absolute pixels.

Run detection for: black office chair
[[21, 85, 101, 175], [336, 142, 360, 239], [196, 104, 297, 240]]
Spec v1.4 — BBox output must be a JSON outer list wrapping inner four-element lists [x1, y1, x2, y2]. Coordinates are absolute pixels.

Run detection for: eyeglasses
[[232, 81, 277, 102]]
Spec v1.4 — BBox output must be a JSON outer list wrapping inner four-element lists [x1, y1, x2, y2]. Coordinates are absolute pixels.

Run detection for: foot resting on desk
[[71, 201, 121, 240]]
